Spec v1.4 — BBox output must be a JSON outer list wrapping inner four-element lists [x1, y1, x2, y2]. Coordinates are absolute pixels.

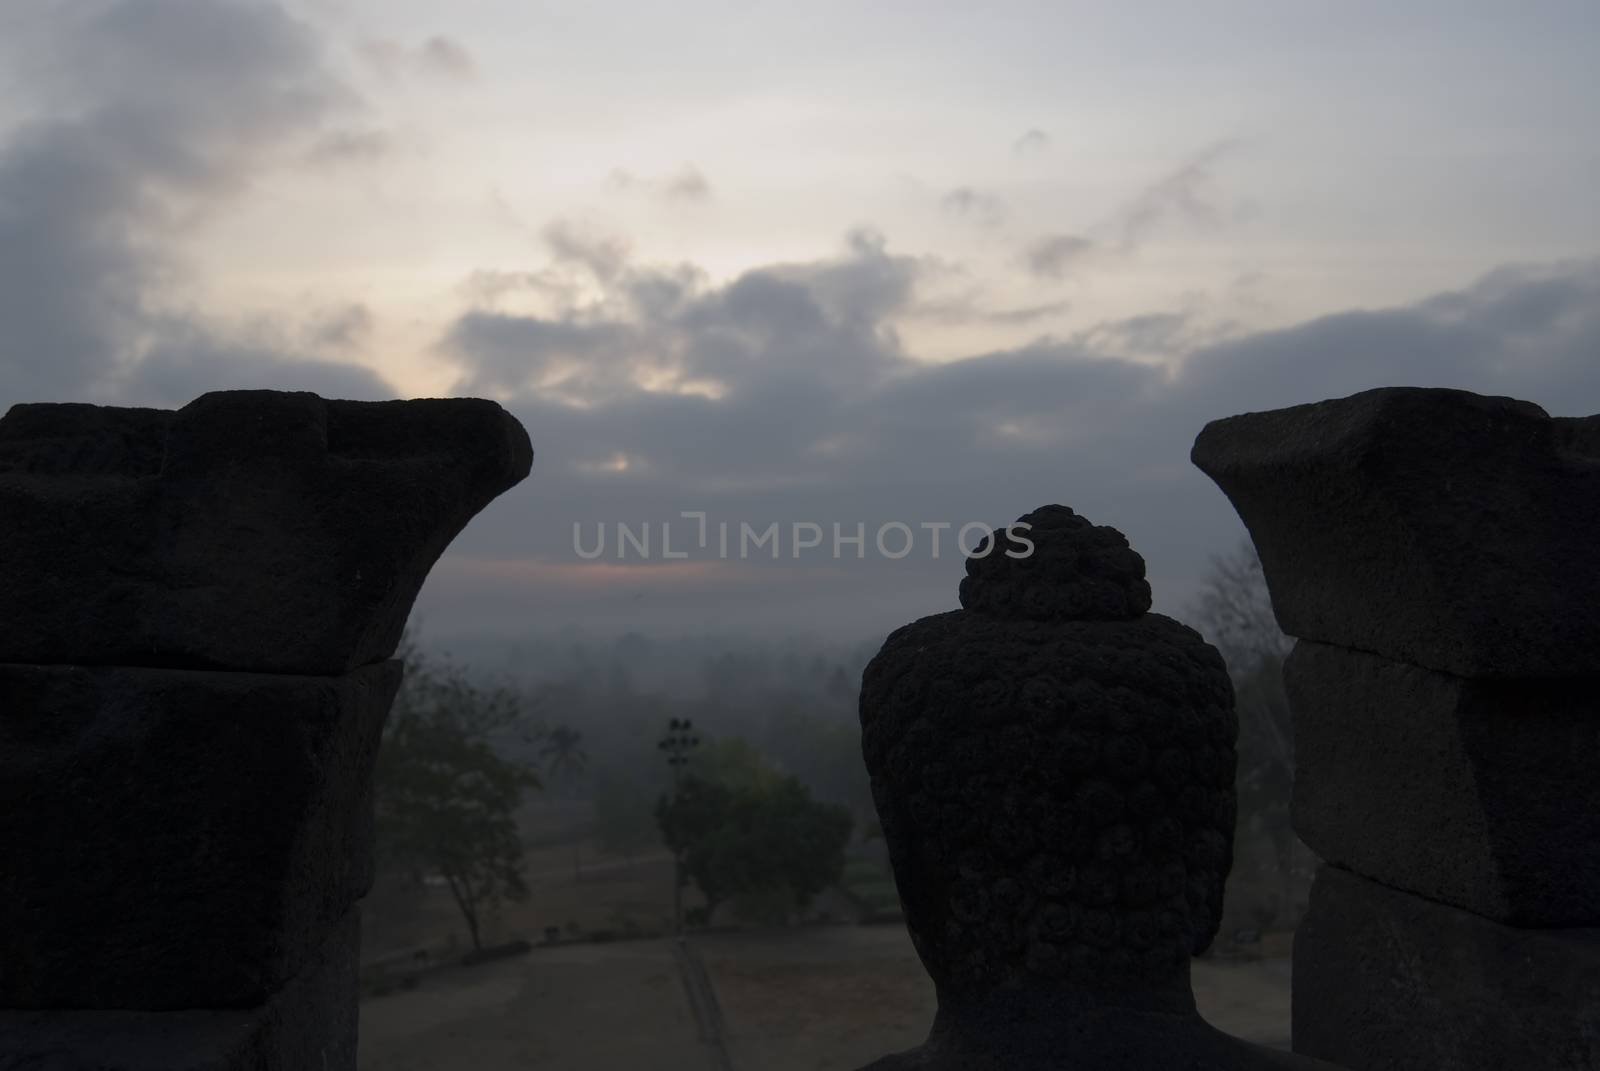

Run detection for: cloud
[[443, 227, 922, 409], [542, 220, 633, 280], [428, 233, 1600, 639], [418, 35, 475, 80], [442, 311, 642, 403], [304, 128, 391, 167], [1018, 142, 1241, 282], [361, 35, 476, 83], [663, 165, 712, 201], [941, 187, 1005, 228], [116, 322, 395, 407], [1062, 310, 1248, 365], [0, 0, 393, 410], [1023, 234, 1096, 279], [1012, 128, 1050, 156], [460, 267, 584, 312], [305, 303, 374, 351], [909, 296, 1072, 327], [1173, 260, 1600, 416], [609, 164, 715, 203], [1118, 140, 1238, 249]]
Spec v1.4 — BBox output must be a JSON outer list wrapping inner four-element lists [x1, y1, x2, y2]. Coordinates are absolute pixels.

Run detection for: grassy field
[[364, 800, 683, 962], [836, 855, 902, 922], [358, 801, 1300, 1069], [359, 937, 707, 1070], [359, 923, 1298, 1070]]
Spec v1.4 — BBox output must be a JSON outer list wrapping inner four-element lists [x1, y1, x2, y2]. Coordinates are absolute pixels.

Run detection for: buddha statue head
[[859, 505, 1238, 1028]]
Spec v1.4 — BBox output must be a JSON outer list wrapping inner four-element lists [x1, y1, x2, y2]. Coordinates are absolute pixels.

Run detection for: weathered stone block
[[0, 662, 399, 1010], [1294, 865, 1600, 1070], [1286, 640, 1600, 927], [0, 909, 360, 1070], [0, 390, 533, 674], [1191, 387, 1600, 679]]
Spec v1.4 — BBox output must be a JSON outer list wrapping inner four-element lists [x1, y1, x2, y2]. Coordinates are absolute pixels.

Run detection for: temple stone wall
[[1194, 386, 1600, 1070], [0, 390, 531, 1070]]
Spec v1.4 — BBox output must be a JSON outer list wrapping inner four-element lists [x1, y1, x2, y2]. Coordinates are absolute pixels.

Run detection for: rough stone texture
[[0, 390, 533, 674], [858, 1011, 1339, 1071], [0, 661, 400, 1010], [0, 910, 360, 1070], [1293, 865, 1600, 1070], [959, 503, 1153, 622], [864, 609, 1239, 987], [854, 505, 1337, 1070], [1191, 387, 1600, 679], [1287, 640, 1600, 927], [0, 390, 531, 1070]]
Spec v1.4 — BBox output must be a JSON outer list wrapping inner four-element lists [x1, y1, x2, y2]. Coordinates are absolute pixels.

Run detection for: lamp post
[[658, 717, 699, 936]]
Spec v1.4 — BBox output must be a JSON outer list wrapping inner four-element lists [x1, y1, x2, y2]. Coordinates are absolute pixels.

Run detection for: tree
[[656, 774, 735, 920], [1189, 540, 1294, 674], [540, 725, 589, 786], [738, 777, 854, 922], [1187, 540, 1305, 928], [1190, 542, 1294, 798], [376, 642, 541, 952], [591, 767, 660, 867], [694, 736, 782, 793], [826, 664, 855, 704], [656, 753, 854, 926], [761, 706, 874, 817], [539, 725, 590, 877]]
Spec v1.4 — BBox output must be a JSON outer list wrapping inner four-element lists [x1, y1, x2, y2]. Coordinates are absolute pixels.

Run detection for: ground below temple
[[357, 925, 1296, 1070]]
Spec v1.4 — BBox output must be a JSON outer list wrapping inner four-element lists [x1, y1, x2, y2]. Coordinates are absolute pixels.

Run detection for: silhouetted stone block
[[1287, 641, 1600, 927], [1293, 865, 1600, 1071], [854, 506, 1337, 1070], [1191, 387, 1600, 679], [0, 390, 533, 674], [0, 662, 399, 1010], [0, 910, 360, 1070]]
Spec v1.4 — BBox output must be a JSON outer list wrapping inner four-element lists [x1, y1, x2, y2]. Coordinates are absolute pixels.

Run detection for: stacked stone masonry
[[0, 391, 532, 1070], [1193, 386, 1600, 1071]]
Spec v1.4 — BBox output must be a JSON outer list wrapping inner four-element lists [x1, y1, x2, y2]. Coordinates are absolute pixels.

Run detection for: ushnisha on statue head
[[860, 505, 1238, 1016]]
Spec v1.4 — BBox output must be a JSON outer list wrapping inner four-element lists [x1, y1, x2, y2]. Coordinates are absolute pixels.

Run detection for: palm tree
[[539, 726, 589, 877], [541, 725, 588, 783]]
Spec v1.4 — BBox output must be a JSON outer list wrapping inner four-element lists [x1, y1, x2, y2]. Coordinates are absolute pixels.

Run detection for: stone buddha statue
[[853, 505, 1341, 1070]]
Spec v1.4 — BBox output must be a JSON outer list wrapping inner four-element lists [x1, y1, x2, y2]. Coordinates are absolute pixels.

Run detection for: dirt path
[[675, 938, 736, 1071], [697, 925, 933, 1071], [358, 925, 1298, 1070], [696, 926, 1298, 1070], [358, 938, 715, 1071]]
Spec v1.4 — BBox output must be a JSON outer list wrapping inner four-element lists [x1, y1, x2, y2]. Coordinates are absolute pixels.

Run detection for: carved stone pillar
[[1194, 386, 1600, 1069], [0, 390, 531, 1069], [853, 505, 1338, 1070]]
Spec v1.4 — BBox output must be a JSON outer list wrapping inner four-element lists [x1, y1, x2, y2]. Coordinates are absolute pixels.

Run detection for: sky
[[1, 0, 1597, 649]]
